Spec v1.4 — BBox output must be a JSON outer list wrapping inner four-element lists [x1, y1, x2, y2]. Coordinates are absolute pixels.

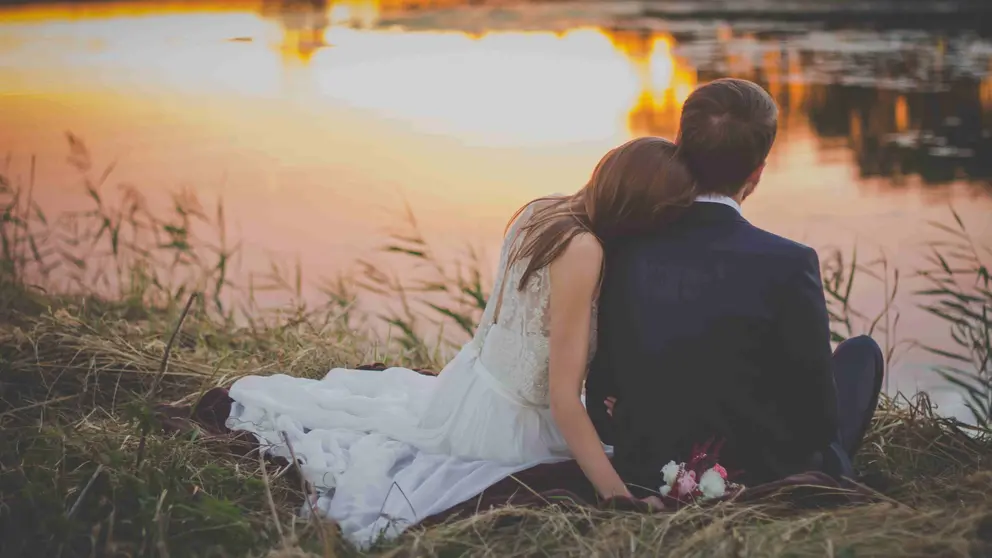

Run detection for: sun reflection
[[982, 65, 992, 110], [1, 0, 706, 142], [895, 95, 909, 132], [328, 0, 380, 28], [648, 36, 677, 94], [259, 0, 334, 63], [787, 48, 806, 114], [849, 109, 864, 153], [303, 26, 641, 145], [763, 48, 782, 105], [605, 28, 697, 137]]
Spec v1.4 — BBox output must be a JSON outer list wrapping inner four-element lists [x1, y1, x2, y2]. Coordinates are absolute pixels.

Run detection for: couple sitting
[[219, 78, 885, 546]]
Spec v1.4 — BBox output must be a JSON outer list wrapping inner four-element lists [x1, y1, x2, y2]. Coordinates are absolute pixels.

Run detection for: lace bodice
[[472, 200, 598, 408]]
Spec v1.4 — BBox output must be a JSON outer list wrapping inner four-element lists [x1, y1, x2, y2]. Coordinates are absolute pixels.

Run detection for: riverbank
[[1, 277, 990, 557]]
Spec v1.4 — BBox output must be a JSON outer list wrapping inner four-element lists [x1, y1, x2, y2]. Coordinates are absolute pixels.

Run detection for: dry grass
[[383, 394, 992, 558], [1, 281, 990, 558], [2, 145, 991, 556]]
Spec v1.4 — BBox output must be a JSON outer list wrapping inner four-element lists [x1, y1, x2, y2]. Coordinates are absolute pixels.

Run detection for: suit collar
[[694, 194, 742, 215], [683, 200, 748, 224]]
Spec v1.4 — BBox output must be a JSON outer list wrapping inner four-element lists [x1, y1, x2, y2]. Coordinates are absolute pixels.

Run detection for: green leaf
[[950, 207, 966, 231], [385, 245, 427, 258], [427, 303, 475, 337], [928, 220, 968, 240]]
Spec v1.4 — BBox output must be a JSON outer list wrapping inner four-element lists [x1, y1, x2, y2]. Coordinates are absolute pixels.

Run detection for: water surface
[[2, 0, 991, 416]]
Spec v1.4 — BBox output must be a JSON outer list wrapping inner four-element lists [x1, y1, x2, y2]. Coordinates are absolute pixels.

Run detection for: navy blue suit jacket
[[587, 202, 839, 489]]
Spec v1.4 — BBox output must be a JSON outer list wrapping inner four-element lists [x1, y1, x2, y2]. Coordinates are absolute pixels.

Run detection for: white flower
[[659, 485, 671, 497], [698, 468, 726, 500], [661, 461, 680, 486]]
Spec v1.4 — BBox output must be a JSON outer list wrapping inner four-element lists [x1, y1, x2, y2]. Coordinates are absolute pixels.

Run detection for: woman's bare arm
[[548, 233, 631, 500]]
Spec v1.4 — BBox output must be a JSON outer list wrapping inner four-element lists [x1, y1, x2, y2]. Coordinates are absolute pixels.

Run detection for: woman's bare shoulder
[[561, 232, 604, 265], [550, 232, 603, 281], [549, 232, 603, 303]]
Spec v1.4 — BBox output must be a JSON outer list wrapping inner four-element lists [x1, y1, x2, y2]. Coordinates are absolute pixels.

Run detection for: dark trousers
[[819, 335, 886, 478]]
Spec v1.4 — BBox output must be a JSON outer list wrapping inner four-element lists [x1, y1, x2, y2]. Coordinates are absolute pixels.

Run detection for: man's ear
[[748, 162, 766, 184], [742, 162, 766, 200]]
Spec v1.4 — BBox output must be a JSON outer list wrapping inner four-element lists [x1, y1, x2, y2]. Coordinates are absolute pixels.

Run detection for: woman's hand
[[641, 495, 666, 511], [549, 233, 631, 500]]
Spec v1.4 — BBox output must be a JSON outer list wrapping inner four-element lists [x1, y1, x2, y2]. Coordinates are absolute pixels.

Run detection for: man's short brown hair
[[676, 78, 778, 196]]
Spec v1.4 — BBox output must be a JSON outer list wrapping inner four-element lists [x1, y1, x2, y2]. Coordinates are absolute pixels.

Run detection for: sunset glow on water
[[2, 0, 991, 414]]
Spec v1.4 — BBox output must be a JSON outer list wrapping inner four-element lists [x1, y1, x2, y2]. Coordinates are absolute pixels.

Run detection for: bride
[[226, 137, 697, 545]]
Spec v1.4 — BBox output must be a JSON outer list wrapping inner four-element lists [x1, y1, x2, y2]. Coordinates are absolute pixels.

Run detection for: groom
[[584, 77, 885, 492], [424, 78, 885, 522]]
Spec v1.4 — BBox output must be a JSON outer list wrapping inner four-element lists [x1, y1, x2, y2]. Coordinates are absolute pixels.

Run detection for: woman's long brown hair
[[506, 137, 696, 291]]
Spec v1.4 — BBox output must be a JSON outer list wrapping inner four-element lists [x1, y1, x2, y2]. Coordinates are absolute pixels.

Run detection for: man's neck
[[694, 193, 743, 215]]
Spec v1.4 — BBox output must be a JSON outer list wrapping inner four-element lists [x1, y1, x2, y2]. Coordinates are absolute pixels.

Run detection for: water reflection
[[150, 0, 992, 190], [261, 0, 331, 62], [3, 1, 990, 420], [2, 0, 991, 196], [259, 0, 471, 62], [606, 28, 698, 138], [611, 19, 992, 189], [805, 80, 992, 187]]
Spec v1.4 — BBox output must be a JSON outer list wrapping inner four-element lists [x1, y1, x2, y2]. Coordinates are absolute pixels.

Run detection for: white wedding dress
[[226, 201, 597, 547]]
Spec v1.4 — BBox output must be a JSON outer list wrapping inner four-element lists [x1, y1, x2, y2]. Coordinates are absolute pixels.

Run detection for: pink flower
[[677, 472, 698, 496], [712, 464, 728, 479]]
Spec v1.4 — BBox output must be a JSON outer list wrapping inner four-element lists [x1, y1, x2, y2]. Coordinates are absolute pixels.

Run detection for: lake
[[1, 0, 991, 419]]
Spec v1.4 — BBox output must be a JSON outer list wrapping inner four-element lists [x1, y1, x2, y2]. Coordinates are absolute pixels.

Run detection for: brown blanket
[[419, 461, 877, 528]]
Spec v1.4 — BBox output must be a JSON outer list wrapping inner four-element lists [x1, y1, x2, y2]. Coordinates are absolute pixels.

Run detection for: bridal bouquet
[[658, 439, 743, 505]]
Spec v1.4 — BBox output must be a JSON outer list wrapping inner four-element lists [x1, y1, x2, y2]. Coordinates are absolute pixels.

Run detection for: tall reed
[[915, 210, 991, 428], [1, 139, 991, 558], [2, 136, 990, 424]]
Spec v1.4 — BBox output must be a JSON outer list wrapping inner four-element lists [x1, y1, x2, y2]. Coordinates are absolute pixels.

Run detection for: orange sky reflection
[[2, 2, 991, 384]]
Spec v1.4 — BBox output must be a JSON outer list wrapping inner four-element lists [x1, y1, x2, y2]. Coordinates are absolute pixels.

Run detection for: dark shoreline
[[4, 0, 992, 12], [641, 1, 992, 33], [5, 0, 992, 29]]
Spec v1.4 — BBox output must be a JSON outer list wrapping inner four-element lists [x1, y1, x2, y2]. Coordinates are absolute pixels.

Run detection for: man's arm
[[774, 247, 838, 454]]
